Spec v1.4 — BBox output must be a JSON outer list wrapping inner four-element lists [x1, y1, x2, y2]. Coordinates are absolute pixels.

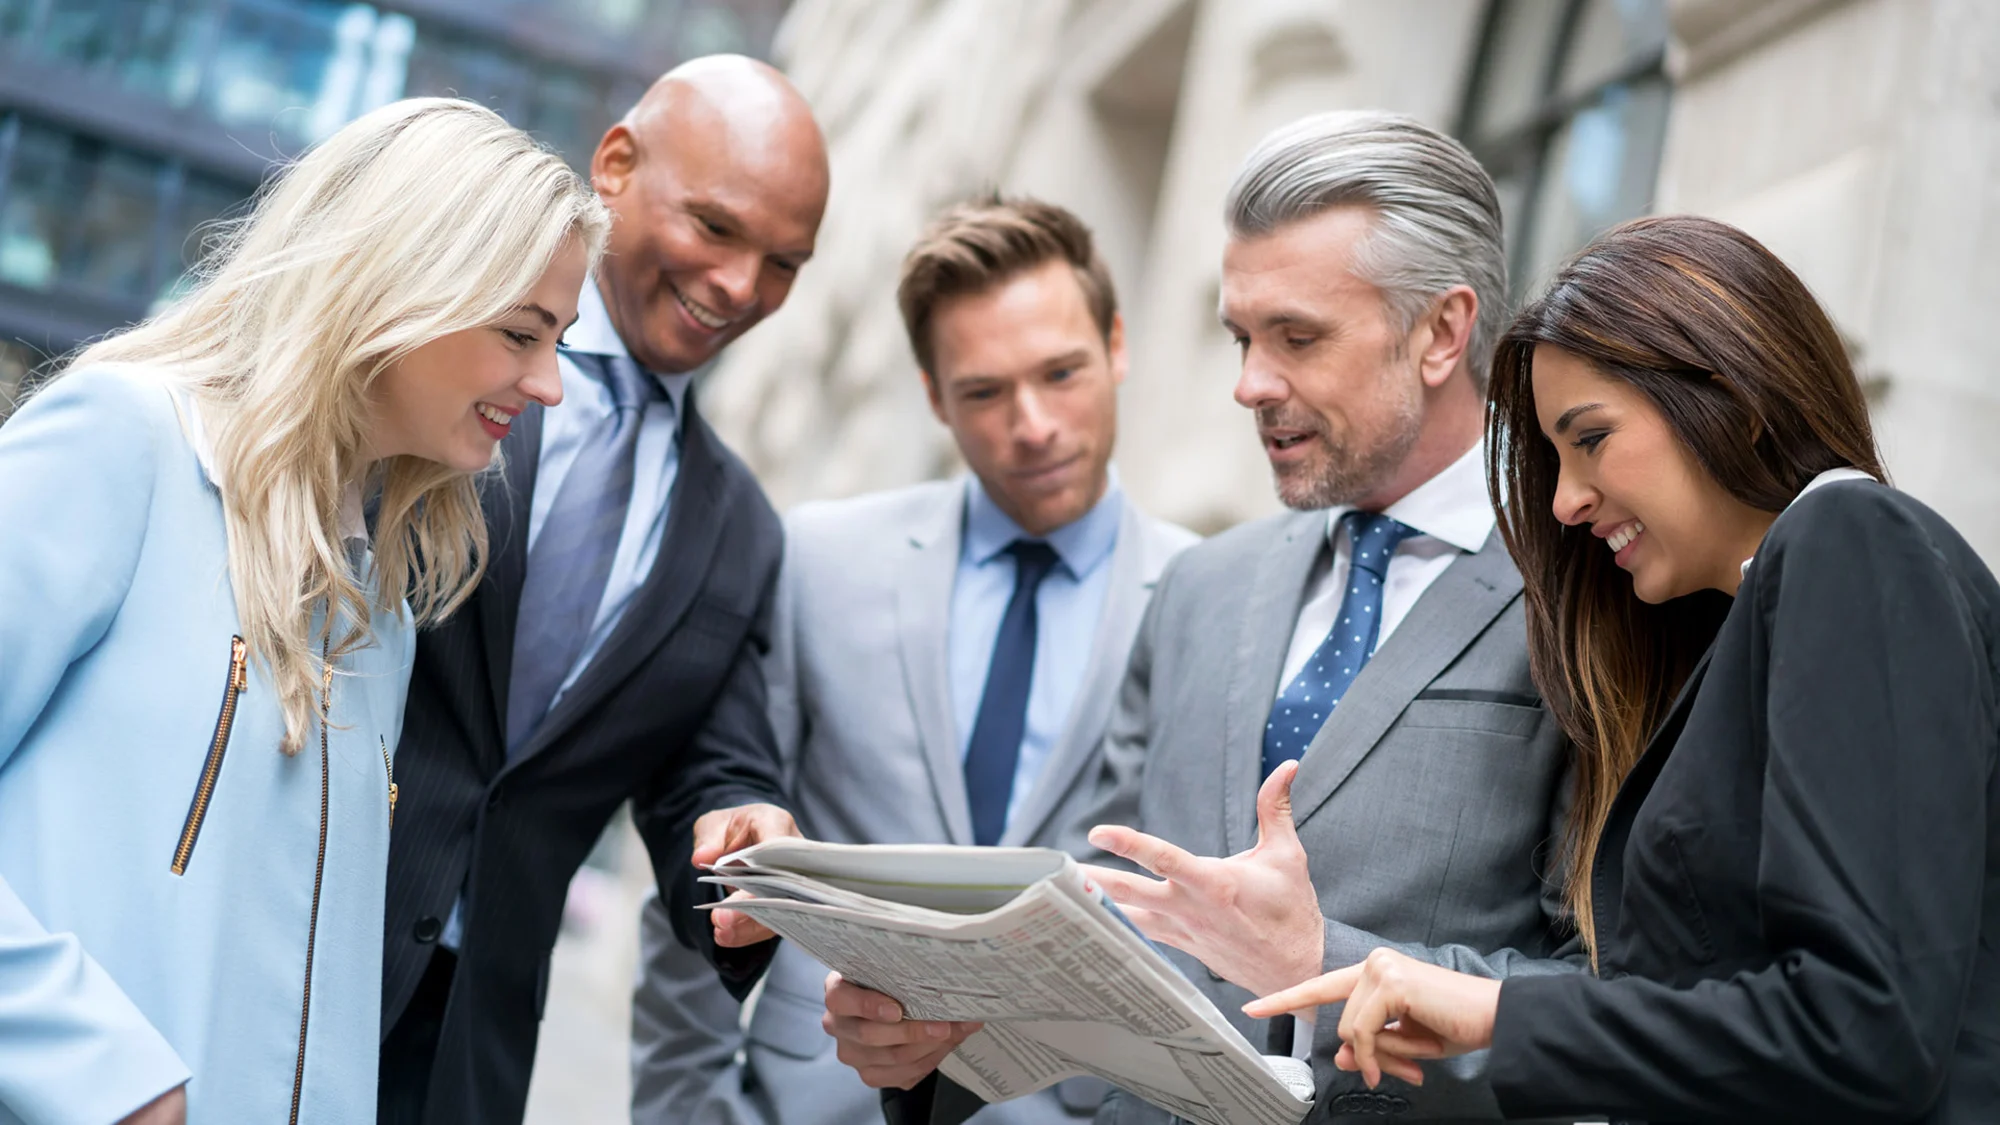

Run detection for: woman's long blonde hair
[[67, 98, 610, 752]]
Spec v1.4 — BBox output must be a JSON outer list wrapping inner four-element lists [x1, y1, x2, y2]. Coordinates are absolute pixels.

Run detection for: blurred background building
[[0, 0, 786, 410], [3, 0, 1996, 1121], [708, 0, 2000, 566]]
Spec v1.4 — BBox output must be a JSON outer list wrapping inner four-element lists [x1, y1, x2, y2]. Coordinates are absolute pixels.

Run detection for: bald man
[[378, 56, 830, 1125]]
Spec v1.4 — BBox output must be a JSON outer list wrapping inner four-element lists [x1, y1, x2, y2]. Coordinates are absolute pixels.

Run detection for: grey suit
[[631, 478, 1198, 1125], [1084, 510, 1581, 1125]]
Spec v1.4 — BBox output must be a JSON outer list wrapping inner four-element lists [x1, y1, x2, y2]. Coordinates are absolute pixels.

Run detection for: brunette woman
[[1249, 215, 1998, 1123]]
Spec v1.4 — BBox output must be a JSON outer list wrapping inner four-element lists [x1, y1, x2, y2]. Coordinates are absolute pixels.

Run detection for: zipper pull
[[381, 737, 397, 830], [231, 636, 248, 691]]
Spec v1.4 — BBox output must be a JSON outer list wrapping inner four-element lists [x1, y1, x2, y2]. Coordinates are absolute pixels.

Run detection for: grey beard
[[1274, 401, 1424, 510]]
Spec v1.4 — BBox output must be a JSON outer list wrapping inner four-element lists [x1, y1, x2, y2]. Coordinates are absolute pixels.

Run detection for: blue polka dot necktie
[[1261, 511, 1416, 778]]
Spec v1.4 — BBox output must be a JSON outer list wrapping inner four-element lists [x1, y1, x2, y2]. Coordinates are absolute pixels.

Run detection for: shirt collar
[[1324, 440, 1494, 554], [179, 391, 369, 546], [567, 274, 696, 418], [962, 468, 1125, 579], [1739, 466, 1877, 579]]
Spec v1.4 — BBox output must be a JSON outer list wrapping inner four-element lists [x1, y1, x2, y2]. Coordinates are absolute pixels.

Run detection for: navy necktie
[[506, 351, 663, 757], [964, 540, 1062, 847], [1262, 511, 1416, 777]]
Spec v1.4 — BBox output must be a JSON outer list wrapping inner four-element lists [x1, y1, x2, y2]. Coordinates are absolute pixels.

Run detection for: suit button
[[414, 916, 442, 943]]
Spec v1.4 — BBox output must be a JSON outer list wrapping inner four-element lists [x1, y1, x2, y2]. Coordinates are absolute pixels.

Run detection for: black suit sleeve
[[633, 553, 792, 999], [1490, 488, 1993, 1122]]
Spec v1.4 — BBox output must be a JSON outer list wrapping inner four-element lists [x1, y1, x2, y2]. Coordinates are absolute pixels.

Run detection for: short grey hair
[[1226, 111, 1507, 389]]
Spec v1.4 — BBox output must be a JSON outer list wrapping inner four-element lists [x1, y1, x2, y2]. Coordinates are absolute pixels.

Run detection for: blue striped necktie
[[1261, 511, 1415, 777], [506, 351, 663, 756]]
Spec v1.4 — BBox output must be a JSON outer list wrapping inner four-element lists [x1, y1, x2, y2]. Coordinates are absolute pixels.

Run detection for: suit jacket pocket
[[1663, 828, 1718, 965], [1395, 697, 1543, 738]]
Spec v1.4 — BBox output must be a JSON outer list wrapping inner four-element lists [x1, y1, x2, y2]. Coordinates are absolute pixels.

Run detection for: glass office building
[[0, 0, 787, 411]]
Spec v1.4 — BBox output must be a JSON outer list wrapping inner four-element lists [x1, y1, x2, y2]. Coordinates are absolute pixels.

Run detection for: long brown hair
[[1486, 215, 1884, 953]]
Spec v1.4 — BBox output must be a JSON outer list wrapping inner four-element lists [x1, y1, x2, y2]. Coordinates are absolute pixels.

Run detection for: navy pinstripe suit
[[380, 397, 788, 1125]]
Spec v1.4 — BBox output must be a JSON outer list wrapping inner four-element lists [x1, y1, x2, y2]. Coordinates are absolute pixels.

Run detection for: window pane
[[1520, 75, 1670, 290], [0, 0, 39, 40], [526, 67, 614, 167], [1466, 0, 1569, 142], [0, 123, 69, 290], [33, 0, 121, 68], [1558, 0, 1668, 99], [67, 148, 164, 298], [203, 0, 353, 145], [156, 172, 250, 303], [117, 0, 213, 106], [404, 33, 530, 119]]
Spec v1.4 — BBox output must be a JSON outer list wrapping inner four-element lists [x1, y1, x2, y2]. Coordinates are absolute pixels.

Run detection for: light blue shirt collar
[[567, 275, 695, 419], [962, 469, 1124, 579]]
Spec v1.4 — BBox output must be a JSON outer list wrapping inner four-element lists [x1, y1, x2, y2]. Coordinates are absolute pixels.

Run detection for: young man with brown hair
[[629, 196, 1196, 1125]]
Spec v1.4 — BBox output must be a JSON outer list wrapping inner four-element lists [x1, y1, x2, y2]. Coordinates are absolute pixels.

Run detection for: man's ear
[[592, 123, 639, 199], [1416, 285, 1478, 389], [1106, 313, 1129, 387]]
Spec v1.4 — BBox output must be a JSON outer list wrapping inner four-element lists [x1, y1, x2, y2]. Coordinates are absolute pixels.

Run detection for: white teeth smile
[[1270, 434, 1309, 449], [476, 403, 511, 426], [1607, 521, 1644, 553], [674, 286, 731, 330]]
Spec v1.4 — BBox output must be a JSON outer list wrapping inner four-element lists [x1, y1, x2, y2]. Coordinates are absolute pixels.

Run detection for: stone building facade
[[705, 0, 2000, 558]]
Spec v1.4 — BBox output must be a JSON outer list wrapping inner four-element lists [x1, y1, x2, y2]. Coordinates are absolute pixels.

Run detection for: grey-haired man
[[832, 111, 1584, 1125]]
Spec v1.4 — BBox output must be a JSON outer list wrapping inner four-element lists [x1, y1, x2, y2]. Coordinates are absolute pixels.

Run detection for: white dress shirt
[[1277, 442, 1495, 694]]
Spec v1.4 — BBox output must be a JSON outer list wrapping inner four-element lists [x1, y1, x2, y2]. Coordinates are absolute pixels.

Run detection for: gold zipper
[[381, 736, 397, 830], [170, 636, 247, 876], [289, 646, 332, 1125]]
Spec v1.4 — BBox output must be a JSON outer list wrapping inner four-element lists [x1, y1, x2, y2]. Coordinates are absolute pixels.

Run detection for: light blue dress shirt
[[444, 278, 695, 949], [948, 474, 1125, 832], [530, 276, 698, 704]]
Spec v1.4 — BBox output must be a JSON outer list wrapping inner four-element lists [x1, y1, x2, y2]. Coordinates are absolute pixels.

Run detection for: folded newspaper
[[703, 839, 1314, 1125]]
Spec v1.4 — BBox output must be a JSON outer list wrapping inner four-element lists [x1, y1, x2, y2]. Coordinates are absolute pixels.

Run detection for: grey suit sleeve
[[1061, 553, 1175, 870], [1306, 722, 1585, 1120], [763, 531, 809, 785]]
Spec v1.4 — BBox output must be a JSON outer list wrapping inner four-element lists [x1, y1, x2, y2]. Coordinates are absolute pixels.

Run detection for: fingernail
[[876, 1003, 898, 1021]]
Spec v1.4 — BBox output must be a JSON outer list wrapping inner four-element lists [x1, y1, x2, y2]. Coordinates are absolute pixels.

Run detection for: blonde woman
[[0, 99, 607, 1124]]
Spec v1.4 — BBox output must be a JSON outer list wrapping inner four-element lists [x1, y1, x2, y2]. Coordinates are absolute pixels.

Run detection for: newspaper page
[[705, 840, 1313, 1125]]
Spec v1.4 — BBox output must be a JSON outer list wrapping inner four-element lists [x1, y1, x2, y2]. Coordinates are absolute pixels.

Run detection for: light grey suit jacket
[[630, 478, 1198, 1125], [1084, 510, 1583, 1125]]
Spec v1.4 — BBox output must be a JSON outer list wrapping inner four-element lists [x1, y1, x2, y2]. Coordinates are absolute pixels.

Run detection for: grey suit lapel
[[896, 488, 974, 845], [1002, 502, 1151, 847], [1289, 528, 1522, 830], [1222, 512, 1328, 855]]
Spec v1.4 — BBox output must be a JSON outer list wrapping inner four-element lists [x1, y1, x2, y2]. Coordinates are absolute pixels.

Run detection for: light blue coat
[[0, 366, 411, 1124]]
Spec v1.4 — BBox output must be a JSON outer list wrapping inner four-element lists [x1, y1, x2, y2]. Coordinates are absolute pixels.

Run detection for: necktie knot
[[1344, 511, 1414, 580], [580, 351, 664, 413], [1006, 539, 1061, 590]]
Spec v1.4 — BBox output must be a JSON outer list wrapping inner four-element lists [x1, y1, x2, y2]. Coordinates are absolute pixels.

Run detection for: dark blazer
[[1492, 481, 2000, 1124], [382, 396, 789, 1125]]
